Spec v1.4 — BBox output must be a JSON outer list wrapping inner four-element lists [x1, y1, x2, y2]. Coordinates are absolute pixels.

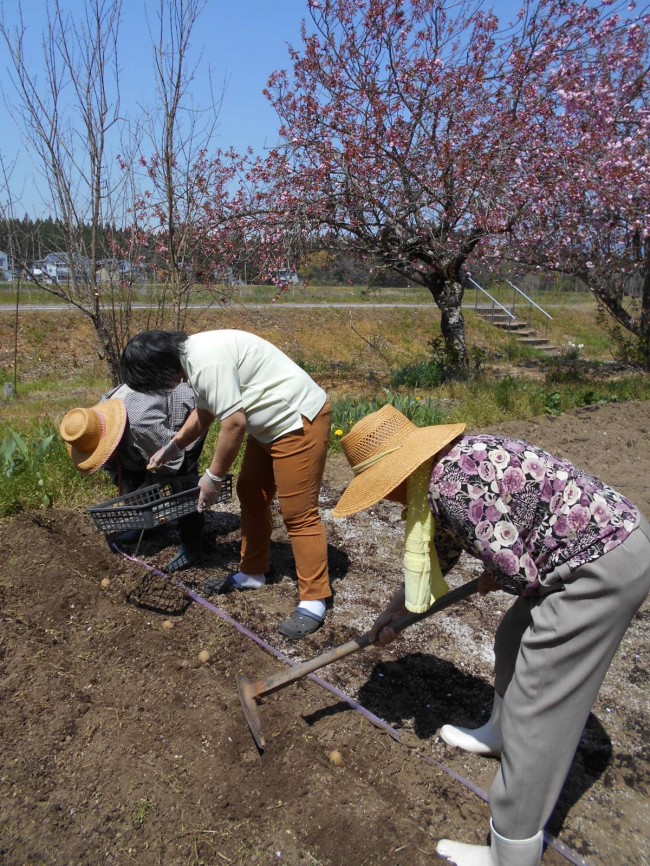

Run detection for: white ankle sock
[[298, 599, 326, 619], [232, 572, 266, 589]]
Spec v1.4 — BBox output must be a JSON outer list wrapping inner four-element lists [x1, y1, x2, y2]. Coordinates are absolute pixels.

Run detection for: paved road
[[1, 300, 568, 312], [0, 301, 439, 312]]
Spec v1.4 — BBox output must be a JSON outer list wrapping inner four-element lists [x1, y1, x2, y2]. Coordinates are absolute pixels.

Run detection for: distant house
[[26, 261, 52, 283], [43, 252, 92, 282], [98, 259, 147, 284], [43, 252, 71, 281], [0, 250, 11, 281]]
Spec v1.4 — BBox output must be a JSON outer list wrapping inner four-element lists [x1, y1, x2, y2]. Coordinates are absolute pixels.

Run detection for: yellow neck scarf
[[403, 461, 449, 613]]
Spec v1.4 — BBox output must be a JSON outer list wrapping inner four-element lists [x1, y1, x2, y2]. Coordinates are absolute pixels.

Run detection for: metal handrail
[[505, 279, 553, 321], [467, 276, 515, 319]]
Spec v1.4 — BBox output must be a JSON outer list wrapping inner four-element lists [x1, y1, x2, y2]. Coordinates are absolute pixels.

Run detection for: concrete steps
[[475, 306, 559, 355]]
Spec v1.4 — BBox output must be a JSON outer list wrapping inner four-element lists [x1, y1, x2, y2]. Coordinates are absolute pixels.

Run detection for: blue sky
[[1, 0, 524, 216], [0, 0, 310, 215]]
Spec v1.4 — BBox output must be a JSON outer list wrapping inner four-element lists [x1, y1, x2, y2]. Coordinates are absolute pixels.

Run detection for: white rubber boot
[[490, 821, 543, 866], [436, 820, 543, 866], [440, 693, 503, 757]]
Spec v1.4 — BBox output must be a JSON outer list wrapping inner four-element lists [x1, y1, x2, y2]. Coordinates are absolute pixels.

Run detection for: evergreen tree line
[[0, 215, 410, 286], [0, 216, 124, 265], [1, 214, 590, 293]]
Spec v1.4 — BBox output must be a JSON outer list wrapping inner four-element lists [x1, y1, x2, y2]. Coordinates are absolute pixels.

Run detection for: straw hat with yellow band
[[333, 405, 466, 613], [59, 399, 127, 475]]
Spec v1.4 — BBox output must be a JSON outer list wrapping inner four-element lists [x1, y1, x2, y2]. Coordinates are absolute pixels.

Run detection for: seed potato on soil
[[0, 400, 648, 866]]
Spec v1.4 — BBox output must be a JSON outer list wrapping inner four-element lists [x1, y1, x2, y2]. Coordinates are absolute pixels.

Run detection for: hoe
[[237, 577, 480, 750]]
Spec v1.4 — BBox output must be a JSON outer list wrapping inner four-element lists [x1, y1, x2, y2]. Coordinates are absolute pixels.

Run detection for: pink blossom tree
[[263, 0, 647, 365], [499, 5, 650, 366]]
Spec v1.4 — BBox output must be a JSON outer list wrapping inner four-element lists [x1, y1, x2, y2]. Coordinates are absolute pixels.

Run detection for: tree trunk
[[423, 273, 469, 367], [641, 238, 650, 370], [591, 245, 650, 371], [92, 311, 123, 386]]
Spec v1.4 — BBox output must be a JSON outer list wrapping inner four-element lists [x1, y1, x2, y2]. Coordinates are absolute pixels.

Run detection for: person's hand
[[478, 571, 500, 595], [369, 608, 405, 647], [198, 471, 223, 512], [147, 439, 182, 470]]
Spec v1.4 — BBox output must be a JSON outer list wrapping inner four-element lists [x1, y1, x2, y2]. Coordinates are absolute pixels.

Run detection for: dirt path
[[1, 400, 648, 866]]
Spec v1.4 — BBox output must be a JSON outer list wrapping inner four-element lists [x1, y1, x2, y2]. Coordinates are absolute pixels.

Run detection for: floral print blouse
[[428, 435, 639, 596]]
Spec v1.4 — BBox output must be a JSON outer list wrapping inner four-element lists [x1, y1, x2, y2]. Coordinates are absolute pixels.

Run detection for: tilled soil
[[1, 400, 648, 866]]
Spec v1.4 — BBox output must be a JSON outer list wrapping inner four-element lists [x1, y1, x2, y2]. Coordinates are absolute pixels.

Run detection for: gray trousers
[[488, 517, 650, 839]]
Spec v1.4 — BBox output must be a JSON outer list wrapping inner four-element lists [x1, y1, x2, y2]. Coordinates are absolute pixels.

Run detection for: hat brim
[[65, 399, 127, 475], [332, 423, 465, 517]]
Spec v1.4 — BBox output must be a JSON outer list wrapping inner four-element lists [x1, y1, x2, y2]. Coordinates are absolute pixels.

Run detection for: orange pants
[[236, 401, 331, 602]]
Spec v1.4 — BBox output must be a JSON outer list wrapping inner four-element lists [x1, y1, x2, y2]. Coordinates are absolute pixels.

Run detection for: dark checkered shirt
[[101, 382, 198, 473]]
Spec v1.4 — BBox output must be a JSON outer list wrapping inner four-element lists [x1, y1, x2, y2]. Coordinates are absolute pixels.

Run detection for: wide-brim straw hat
[[59, 399, 127, 475], [333, 404, 466, 517]]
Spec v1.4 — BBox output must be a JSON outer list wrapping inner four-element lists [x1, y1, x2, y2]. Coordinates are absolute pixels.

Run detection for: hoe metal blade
[[237, 673, 266, 750]]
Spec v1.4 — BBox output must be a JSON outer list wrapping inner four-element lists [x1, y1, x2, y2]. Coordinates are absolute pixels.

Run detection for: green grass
[[1, 298, 648, 516], [3, 369, 648, 517], [331, 390, 448, 437], [326, 370, 650, 446], [338, 377, 643, 433], [0, 278, 591, 309], [0, 281, 68, 305], [0, 412, 238, 518], [0, 421, 112, 515]]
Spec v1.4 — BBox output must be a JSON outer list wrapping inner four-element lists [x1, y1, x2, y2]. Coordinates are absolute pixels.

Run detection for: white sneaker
[[437, 838, 494, 865]]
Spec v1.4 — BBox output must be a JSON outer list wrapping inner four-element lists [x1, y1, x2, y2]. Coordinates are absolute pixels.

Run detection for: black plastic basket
[[88, 474, 233, 533]]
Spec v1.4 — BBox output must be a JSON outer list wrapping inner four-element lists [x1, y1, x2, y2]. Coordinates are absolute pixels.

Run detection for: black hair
[[120, 330, 188, 393]]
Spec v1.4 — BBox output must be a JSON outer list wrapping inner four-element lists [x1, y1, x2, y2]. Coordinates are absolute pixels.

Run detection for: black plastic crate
[[88, 474, 233, 533]]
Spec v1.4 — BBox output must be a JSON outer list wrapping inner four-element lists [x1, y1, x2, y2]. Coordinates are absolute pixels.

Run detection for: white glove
[[198, 470, 223, 512], [147, 439, 182, 470]]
